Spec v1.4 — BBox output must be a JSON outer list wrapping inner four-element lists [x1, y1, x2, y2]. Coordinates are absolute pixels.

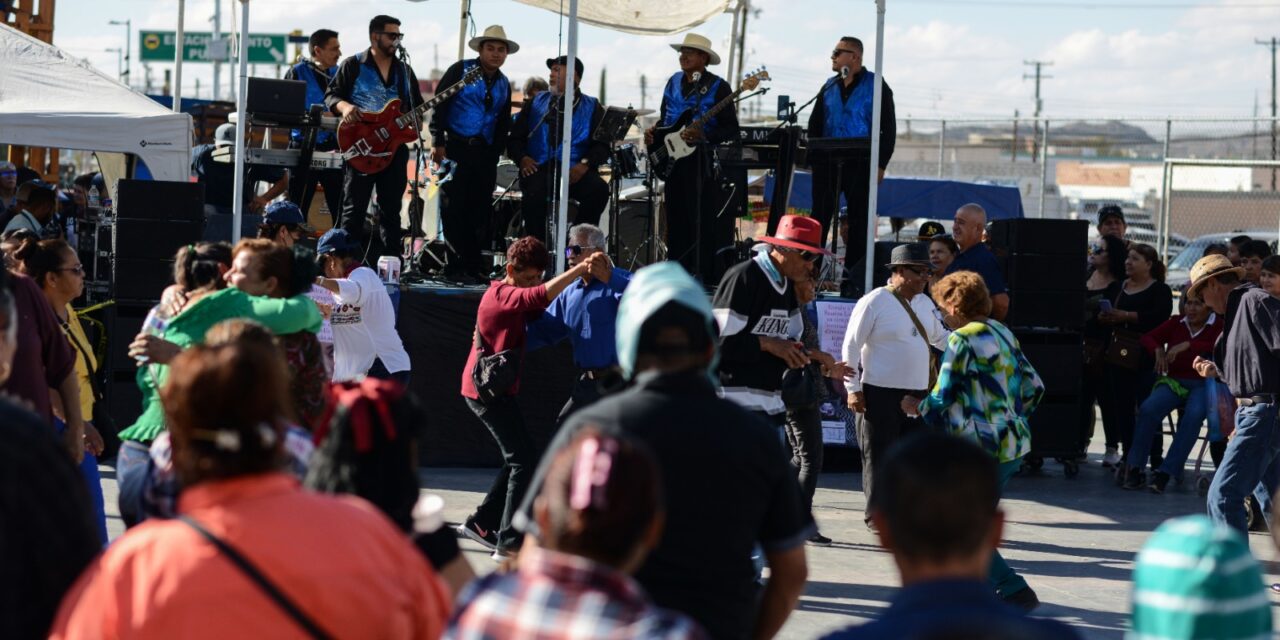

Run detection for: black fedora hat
[[885, 242, 931, 269]]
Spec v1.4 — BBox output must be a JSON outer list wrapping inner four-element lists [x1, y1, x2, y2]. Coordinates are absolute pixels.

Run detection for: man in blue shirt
[[284, 28, 344, 226], [526, 223, 632, 422], [944, 203, 1009, 321], [823, 432, 1079, 639]]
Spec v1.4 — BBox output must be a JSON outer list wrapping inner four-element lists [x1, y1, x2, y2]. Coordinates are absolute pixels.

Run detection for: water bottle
[[135, 305, 171, 363], [100, 192, 112, 213], [87, 185, 100, 209]]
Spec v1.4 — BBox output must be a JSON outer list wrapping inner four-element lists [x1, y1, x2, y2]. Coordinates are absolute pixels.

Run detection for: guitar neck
[[411, 70, 482, 119], [690, 85, 747, 130]]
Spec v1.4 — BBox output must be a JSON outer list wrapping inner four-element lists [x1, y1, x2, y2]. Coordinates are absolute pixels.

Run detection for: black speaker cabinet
[[113, 258, 175, 303], [1005, 290, 1086, 331], [1002, 253, 1088, 293], [1016, 332, 1084, 397], [989, 219, 1088, 256], [115, 179, 205, 223], [115, 219, 204, 261]]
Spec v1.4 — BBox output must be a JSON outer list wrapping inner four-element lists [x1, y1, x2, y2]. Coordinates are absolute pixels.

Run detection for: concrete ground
[[100, 437, 1280, 639]]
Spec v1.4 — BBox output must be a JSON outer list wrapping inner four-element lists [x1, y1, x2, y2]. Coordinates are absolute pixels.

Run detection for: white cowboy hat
[[670, 33, 720, 66], [468, 25, 520, 54]]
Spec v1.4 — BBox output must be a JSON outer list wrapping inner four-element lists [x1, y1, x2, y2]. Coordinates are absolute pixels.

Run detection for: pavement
[[99, 436, 1280, 639]]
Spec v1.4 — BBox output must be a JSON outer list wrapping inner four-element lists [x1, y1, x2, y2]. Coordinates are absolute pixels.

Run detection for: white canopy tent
[[514, 0, 728, 35], [0, 24, 193, 188]]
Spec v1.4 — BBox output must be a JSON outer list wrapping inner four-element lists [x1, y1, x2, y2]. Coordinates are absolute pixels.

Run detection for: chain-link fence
[[888, 118, 1280, 259]]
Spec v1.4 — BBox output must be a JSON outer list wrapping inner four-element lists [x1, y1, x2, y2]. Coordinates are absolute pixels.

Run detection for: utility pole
[[1012, 109, 1019, 163], [1023, 59, 1053, 163], [1257, 37, 1278, 190], [599, 66, 607, 105], [639, 74, 647, 110], [735, 1, 750, 81], [109, 19, 131, 88], [212, 0, 222, 101]]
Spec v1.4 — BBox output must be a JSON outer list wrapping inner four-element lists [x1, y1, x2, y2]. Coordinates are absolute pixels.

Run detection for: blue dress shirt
[[526, 267, 632, 369], [944, 242, 1008, 295]]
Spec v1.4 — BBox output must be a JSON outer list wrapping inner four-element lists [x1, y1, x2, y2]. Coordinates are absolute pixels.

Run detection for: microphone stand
[[397, 43, 428, 267]]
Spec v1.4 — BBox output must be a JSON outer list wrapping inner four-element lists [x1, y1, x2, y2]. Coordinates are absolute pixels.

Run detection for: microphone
[[691, 71, 702, 83], [396, 43, 408, 60], [840, 66, 850, 80]]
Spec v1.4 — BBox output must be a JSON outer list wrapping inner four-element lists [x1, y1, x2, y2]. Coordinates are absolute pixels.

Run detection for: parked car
[[1166, 231, 1280, 289]]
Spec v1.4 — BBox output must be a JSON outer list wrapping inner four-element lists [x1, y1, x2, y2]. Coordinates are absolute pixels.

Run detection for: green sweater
[[119, 288, 323, 443]]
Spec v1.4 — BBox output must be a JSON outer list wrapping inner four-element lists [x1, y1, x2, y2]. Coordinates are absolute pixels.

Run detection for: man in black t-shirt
[[714, 215, 830, 426], [515, 262, 811, 640], [191, 123, 288, 216]]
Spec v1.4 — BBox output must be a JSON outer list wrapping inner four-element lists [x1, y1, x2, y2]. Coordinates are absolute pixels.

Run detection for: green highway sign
[[139, 31, 289, 64]]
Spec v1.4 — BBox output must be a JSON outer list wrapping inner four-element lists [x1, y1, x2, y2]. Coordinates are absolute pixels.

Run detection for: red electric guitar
[[338, 64, 484, 174]]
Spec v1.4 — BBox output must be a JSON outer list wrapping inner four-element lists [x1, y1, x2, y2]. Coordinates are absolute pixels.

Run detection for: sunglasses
[[0, 171, 15, 177], [375, 31, 405, 41], [831, 49, 857, 58], [565, 245, 595, 259]]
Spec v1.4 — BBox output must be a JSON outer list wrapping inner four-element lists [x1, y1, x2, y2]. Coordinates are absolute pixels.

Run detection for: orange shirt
[[51, 473, 451, 639]]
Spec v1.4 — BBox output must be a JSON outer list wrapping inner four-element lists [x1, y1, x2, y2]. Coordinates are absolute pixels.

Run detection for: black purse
[[470, 329, 521, 404], [781, 360, 824, 409]]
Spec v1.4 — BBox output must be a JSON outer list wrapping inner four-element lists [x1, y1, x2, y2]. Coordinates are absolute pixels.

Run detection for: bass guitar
[[647, 68, 769, 180], [338, 64, 484, 174]]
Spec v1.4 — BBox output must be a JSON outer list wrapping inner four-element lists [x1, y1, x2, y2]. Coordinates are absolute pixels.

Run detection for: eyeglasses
[[564, 245, 596, 258], [57, 264, 85, 276], [375, 31, 405, 41], [778, 246, 820, 262], [1089, 244, 1106, 255], [831, 49, 857, 58]]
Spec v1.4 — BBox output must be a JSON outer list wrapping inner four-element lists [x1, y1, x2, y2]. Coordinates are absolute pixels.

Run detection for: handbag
[[1105, 328, 1145, 370], [58, 317, 116, 435], [179, 515, 333, 640], [888, 287, 940, 390], [470, 328, 521, 404]]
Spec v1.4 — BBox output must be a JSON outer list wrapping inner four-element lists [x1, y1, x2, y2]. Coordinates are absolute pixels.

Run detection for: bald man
[[943, 204, 1009, 321]]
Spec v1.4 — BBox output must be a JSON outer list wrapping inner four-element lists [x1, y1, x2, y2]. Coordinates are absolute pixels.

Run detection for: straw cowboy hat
[[670, 33, 720, 66], [1187, 254, 1244, 298], [469, 25, 520, 54]]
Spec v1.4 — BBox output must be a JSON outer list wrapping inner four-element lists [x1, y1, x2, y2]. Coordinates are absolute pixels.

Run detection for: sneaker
[[1102, 446, 1121, 467], [1122, 468, 1146, 490], [491, 548, 513, 562], [457, 519, 498, 551], [1001, 586, 1040, 612], [807, 532, 833, 546], [1149, 471, 1171, 494]]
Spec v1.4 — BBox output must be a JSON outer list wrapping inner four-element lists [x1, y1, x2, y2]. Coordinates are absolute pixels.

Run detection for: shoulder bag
[[179, 515, 334, 640], [470, 328, 521, 404], [888, 288, 940, 390], [58, 317, 116, 435], [1104, 292, 1145, 370]]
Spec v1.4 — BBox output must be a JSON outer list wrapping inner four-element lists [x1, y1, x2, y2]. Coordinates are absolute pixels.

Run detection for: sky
[[49, 0, 1280, 121]]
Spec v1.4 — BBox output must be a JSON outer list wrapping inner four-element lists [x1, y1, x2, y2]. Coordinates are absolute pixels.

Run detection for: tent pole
[[231, 0, 251, 242], [863, 0, 885, 295], [555, 0, 579, 274], [726, 2, 741, 82], [173, 0, 185, 112], [457, 0, 470, 62]]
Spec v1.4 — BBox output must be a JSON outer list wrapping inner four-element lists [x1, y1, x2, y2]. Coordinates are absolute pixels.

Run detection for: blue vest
[[661, 71, 721, 132], [290, 61, 337, 145], [822, 70, 876, 138], [349, 51, 413, 113], [445, 59, 510, 144], [524, 92, 598, 165]]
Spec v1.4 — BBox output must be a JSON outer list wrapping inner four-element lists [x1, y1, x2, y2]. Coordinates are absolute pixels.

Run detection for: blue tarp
[[765, 171, 1025, 221]]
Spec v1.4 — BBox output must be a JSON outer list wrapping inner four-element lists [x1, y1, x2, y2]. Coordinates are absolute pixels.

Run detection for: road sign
[[139, 31, 289, 64]]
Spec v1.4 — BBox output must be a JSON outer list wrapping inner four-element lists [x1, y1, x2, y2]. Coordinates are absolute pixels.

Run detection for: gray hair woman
[[905, 270, 1046, 611]]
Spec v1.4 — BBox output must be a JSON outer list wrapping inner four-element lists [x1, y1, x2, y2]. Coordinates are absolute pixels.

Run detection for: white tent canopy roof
[[514, 0, 728, 35], [0, 24, 191, 183]]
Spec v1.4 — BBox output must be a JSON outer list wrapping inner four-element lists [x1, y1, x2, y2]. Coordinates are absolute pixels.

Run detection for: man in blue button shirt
[[944, 203, 1009, 321], [526, 223, 632, 422]]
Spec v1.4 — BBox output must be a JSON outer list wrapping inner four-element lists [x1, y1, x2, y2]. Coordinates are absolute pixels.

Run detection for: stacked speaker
[[988, 219, 1088, 468], [105, 180, 205, 430]]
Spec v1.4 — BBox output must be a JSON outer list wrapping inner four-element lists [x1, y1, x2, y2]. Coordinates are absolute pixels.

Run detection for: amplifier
[[1001, 253, 1088, 292], [1005, 289, 1086, 331], [988, 219, 1088, 256]]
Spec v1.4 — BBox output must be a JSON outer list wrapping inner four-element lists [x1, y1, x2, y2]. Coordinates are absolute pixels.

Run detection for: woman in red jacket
[[1120, 292, 1223, 492]]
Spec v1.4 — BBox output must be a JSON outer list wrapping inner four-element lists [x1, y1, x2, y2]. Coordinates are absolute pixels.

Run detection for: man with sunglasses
[[714, 215, 829, 428], [326, 15, 424, 255], [526, 223, 630, 422], [841, 242, 949, 530], [808, 37, 896, 294], [429, 25, 516, 283]]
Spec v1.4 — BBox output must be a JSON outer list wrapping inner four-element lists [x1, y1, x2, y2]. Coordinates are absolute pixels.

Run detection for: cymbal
[[628, 108, 656, 116]]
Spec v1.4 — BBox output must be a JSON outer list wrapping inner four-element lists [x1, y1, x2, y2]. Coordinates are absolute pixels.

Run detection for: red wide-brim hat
[[759, 215, 834, 255]]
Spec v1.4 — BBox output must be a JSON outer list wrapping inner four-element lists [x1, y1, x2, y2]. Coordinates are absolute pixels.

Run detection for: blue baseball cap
[[264, 200, 311, 229], [316, 228, 357, 255]]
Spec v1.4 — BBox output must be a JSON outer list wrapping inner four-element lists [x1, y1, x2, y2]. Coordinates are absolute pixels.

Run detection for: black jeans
[[664, 148, 732, 283], [785, 403, 824, 516], [519, 165, 609, 243], [465, 395, 537, 551], [859, 384, 923, 523], [288, 141, 346, 227], [367, 358, 411, 387], [558, 374, 605, 425], [812, 159, 871, 291], [440, 141, 500, 274], [1079, 366, 1118, 450], [340, 144, 408, 251]]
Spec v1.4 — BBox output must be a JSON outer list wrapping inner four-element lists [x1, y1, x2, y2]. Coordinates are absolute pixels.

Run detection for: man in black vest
[[645, 33, 738, 284], [284, 28, 344, 226], [429, 25, 516, 283], [508, 56, 608, 243]]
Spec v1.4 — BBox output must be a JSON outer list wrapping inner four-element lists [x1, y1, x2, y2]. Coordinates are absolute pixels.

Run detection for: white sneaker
[[1102, 446, 1121, 467]]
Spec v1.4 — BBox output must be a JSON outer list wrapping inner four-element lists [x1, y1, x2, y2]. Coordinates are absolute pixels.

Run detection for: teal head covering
[[615, 262, 718, 379], [1129, 515, 1271, 639]]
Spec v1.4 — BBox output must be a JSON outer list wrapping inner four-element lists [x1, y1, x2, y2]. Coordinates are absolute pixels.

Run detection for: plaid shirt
[[446, 548, 706, 640]]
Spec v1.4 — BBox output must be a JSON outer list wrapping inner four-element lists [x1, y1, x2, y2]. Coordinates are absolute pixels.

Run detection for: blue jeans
[[117, 440, 152, 529], [1207, 402, 1280, 533], [55, 419, 107, 546], [990, 459, 1030, 597], [1125, 378, 1209, 476]]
